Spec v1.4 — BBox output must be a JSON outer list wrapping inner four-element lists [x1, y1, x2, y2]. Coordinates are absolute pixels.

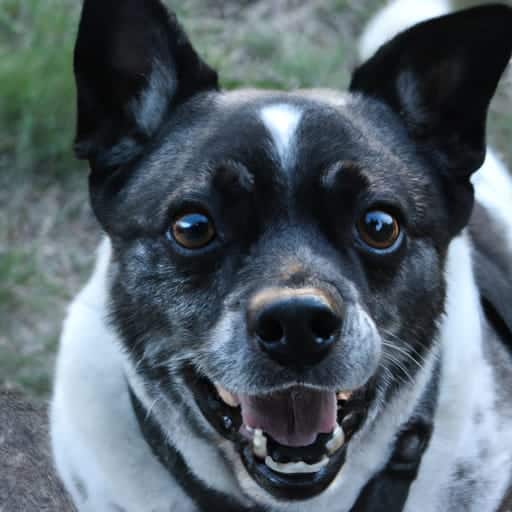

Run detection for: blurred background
[[1, 0, 511, 400]]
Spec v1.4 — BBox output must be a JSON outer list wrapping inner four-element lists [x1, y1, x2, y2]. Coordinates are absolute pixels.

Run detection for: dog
[[50, 1, 512, 510]]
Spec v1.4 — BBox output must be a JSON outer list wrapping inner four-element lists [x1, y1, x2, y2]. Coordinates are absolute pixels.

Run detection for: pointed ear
[[350, 5, 512, 176], [74, 0, 218, 169]]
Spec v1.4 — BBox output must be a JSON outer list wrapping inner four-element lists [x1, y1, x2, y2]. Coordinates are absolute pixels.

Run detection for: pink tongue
[[239, 387, 337, 447]]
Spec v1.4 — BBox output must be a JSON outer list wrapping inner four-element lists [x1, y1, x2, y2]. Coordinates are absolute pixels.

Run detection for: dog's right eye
[[170, 212, 216, 250]]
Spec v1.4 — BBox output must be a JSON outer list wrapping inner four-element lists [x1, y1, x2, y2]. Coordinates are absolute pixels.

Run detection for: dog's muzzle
[[186, 287, 376, 500]]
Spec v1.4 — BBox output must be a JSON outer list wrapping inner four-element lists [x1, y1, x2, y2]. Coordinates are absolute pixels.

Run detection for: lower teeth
[[250, 424, 345, 472], [264, 455, 329, 474], [326, 425, 345, 455]]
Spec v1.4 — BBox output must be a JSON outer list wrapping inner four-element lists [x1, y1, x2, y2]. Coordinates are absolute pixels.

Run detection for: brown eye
[[357, 210, 401, 251], [171, 213, 216, 250]]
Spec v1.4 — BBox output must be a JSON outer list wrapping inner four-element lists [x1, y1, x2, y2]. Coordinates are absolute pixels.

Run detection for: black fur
[[350, 5, 512, 174], [68, 0, 512, 508], [74, 0, 218, 169]]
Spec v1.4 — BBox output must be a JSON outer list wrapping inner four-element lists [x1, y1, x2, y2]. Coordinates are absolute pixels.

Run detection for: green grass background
[[0, 0, 510, 398]]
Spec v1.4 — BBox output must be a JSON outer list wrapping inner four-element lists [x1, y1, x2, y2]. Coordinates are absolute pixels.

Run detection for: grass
[[0, 172, 97, 397], [0, 248, 60, 396], [0, 0, 377, 180], [0, 0, 510, 399], [0, 0, 79, 179]]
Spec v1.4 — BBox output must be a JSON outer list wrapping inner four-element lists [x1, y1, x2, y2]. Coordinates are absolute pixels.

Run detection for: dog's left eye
[[170, 212, 216, 250], [356, 210, 401, 252]]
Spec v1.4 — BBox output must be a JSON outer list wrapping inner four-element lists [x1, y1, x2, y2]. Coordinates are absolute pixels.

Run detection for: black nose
[[250, 294, 342, 368]]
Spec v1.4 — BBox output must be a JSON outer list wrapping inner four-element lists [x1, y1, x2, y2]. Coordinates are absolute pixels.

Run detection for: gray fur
[[0, 390, 75, 512]]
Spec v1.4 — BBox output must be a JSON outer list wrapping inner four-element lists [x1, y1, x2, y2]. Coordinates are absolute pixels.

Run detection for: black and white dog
[[51, 1, 512, 510]]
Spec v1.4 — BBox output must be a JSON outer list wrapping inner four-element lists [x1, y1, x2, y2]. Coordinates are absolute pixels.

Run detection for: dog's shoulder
[[472, 203, 512, 328], [0, 390, 76, 512], [470, 149, 512, 350], [470, 206, 512, 352], [470, 163, 512, 510]]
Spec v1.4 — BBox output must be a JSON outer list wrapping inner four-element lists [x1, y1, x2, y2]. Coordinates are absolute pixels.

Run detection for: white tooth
[[337, 391, 352, 401], [252, 429, 268, 459], [264, 456, 329, 474], [326, 425, 345, 455], [214, 384, 240, 407]]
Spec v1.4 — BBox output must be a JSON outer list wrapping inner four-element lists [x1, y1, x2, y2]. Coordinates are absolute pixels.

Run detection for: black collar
[[129, 381, 436, 512]]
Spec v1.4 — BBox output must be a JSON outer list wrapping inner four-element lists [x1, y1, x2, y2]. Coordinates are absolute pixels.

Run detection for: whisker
[[381, 351, 416, 385], [144, 396, 162, 422], [380, 328, 429, 363], [381, 340, 424, 371]]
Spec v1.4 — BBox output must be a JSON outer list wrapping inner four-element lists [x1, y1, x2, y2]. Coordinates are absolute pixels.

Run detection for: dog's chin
[[184, 367, 375, 501]]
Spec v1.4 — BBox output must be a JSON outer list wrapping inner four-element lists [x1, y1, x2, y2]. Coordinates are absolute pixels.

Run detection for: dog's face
[[74, 0, 512, 505]]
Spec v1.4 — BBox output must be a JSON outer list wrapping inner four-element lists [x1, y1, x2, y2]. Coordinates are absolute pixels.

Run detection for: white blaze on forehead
[[260, 104, 302, 168]]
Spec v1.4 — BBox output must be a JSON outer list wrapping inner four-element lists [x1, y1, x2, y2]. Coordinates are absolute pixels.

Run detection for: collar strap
[[350, 420, 432, 512], [129, 386, 433, 512]]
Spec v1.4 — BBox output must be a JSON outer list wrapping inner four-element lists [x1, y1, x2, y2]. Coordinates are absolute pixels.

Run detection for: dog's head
[[74, 0, 512, 505]]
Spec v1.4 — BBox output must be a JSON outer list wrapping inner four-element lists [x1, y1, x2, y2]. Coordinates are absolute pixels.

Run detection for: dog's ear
[[350, 5, 512, 176], [74, 0, 218, 170]]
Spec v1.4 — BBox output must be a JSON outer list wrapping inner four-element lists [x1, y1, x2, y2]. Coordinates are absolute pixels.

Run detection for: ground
[[0, 0, 511, 399]]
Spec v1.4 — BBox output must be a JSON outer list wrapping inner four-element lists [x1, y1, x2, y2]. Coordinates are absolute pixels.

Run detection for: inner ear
[[350, 5, 512, 176], [74, 0, 218, 169]]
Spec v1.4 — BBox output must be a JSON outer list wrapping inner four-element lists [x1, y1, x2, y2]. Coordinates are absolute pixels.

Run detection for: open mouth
[[186, 369, 373, 501]]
